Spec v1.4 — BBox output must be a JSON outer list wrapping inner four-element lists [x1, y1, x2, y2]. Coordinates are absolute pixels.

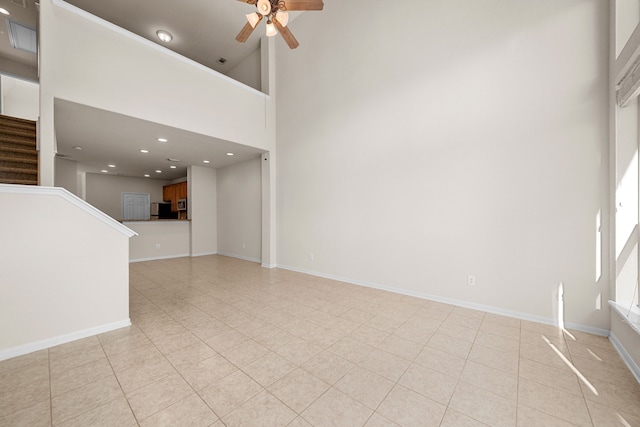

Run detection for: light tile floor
[[1, 255, 639, 426]]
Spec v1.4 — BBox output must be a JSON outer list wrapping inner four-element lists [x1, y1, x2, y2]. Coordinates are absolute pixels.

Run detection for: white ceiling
[[0, 0, 274, 180], [55, 99, 264, 181], [62, 0, 266, 74], [0, 0, 38, 74]]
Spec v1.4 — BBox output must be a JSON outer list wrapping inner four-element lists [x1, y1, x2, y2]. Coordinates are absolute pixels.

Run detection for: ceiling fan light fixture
[[275, 10, 289, 27], [256, 0, 271, 16], [156, 30, 173, 43], [246, 12, 261, 28], [266, 20, 277, 37]]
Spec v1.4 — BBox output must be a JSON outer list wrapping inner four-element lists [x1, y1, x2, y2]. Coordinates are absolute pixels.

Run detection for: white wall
[[0, 75, 39, 121], [189, 165, 217, 256], [227, 47, 262, 92], [0, 186, 132, 359], [86, 173, 170, 220], [276, 0, 610, 330], [0, 60, 37, 82], [126, 221, 190, 262], [38, 0, 276, 186], [217, 157, 262, 262], [54, 157, 79, 196]]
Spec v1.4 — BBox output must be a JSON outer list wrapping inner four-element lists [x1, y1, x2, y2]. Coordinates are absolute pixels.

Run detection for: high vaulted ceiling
[[63, 0, 266, 74]]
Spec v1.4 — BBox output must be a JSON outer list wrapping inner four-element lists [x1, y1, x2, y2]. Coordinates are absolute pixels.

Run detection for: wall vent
[[7, 19, 36, 54]]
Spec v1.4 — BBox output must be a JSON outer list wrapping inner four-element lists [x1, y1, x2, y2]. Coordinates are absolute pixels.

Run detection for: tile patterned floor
[[1, 255, 639, 426]]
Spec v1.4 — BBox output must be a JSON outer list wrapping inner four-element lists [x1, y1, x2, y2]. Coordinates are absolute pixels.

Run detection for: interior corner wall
[[276, 0, 610, 330], [217, 157, 262, 262], [189, 165, 217, 256], [54, 157, 79, 196], [226, 48, 262, 92]]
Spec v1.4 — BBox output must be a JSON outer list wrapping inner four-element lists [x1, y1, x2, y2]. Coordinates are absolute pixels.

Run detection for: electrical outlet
[[242, 243, 246, 249], [467, 275, 476, 286], [309, 253, 314, 261], [155, 244, 161, 249]]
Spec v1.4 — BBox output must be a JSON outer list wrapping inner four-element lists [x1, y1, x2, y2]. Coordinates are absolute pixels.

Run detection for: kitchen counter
[[125, 220, 191, 261]]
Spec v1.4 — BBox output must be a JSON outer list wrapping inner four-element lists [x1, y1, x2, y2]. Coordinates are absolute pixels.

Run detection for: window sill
[[609, 300, 640, 336]]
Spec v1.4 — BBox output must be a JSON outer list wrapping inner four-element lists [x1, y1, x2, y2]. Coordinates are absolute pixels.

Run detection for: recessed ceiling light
[[101, 170, 108, 173], [140, 149, 149, 153], [73, 146, 82, 150], [0, 8, 10, 15], [156, 30, 172, 43], [155, 170, 162, 173], [108, 164, 116, 168], [157, 138, 168, 143], [203, 160, 210, 164], [170, 165, 177, 169], [144, 174, 150, 177], [226, 152, 234, 156]]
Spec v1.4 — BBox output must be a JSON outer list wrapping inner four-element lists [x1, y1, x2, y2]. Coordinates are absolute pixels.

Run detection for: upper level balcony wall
[[37, 0, 275, 185]]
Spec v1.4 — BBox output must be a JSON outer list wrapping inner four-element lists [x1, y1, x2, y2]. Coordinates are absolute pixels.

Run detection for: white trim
[[262, 263, 276, 269], [0, 184, 137, 237], [0, 319, 131, 362], [609, 331, 640, 384], [609, 300, 640, 335], [277, 264, 610, 336], [217, 251, 261, 264], [130, 253, 190, 263], [190, 251, 218, 258], [52, 0, 269, 98]]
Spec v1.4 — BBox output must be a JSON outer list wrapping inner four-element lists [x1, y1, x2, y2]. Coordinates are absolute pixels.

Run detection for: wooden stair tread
[[0, 178, 38, 185], [0, 156, 38, 164], [0, 165, 37, 174], [0, 146, 37, 155], [0, 115, 36, 128], [0, 115, 38, 186], [0, 129, 37, 141]]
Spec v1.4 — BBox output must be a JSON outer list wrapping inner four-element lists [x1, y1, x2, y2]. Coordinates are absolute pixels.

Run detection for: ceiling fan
[[235, 0, 324, 49]]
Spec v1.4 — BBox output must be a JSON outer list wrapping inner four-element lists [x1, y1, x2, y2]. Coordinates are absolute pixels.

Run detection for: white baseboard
[[130, 253, 191, 263], [609, 332, 640, 384], [217, 252, 261, 264], [0, 319, 131, 362], [191, 251, 218, 258], [276, 264, 610, 337]]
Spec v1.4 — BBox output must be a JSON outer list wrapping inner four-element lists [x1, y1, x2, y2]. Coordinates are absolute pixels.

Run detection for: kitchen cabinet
[[163, 185, 176, 210], [163, 181, 187, 212], [176, 181, 188, 200]]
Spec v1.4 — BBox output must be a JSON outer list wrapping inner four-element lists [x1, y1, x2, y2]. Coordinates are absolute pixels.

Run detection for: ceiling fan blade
[[278, 0, 324, 11], [237, 0, 257, 4], [273, 18, 299, 49], [236, 22, 256, 43]]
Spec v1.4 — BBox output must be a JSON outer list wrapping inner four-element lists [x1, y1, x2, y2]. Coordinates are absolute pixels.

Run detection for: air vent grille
[[7, 19, 37, 54]]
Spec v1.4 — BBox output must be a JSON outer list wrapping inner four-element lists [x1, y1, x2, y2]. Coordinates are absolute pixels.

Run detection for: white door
[[122, 192, 150, 220]]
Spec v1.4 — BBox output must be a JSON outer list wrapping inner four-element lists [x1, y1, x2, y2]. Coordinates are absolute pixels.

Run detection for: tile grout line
[[96, 334, 142, 427], [128, 283, 229, 425]]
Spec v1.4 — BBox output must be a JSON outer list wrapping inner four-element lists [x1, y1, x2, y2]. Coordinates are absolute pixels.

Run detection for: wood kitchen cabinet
[[176, 181, 187, 200], [163, 181, 187, 212]]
